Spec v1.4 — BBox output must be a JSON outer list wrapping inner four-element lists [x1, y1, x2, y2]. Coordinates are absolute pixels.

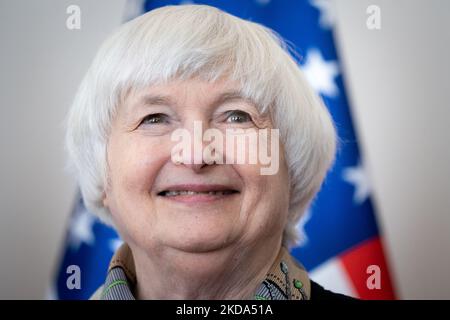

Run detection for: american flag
[[52, 0, 396, 299]]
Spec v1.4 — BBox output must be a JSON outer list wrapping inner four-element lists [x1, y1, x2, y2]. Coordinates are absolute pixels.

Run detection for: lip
[[156, 184, 240, 204]]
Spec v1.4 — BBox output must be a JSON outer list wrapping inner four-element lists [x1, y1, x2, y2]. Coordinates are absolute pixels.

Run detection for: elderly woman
[[66, 4, 349, 300]]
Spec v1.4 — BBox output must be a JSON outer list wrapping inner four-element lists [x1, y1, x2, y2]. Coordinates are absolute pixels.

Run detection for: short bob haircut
[[65, 4, 337, 248]]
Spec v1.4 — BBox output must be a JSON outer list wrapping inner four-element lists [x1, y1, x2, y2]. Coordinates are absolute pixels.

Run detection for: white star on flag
[[302, 48, 339, 98], [68, 207, 95, 251], [342, 163, 372, 205], [310, 0, 336, 29]]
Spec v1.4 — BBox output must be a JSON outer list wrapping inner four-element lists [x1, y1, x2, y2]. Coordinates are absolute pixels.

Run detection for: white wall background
[[334, 0, 450, 299], [0, 0, 448, 299]]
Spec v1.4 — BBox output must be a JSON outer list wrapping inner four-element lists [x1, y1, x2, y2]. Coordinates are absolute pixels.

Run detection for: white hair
[[65, 4, 337, 248]]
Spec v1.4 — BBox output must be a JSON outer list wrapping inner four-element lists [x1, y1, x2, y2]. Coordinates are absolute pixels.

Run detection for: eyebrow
[[139, 90, 255, 109]]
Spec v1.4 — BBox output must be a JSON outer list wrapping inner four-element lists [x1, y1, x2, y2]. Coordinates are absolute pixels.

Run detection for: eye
[[140, 113, 169, 125], [225, 110, 252, 123]]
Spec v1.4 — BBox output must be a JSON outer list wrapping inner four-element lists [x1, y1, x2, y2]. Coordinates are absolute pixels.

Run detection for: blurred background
[[0, 0, 449, 299]]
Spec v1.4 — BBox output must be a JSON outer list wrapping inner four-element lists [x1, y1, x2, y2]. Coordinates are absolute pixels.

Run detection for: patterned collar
[[99, 243, 310, 300]]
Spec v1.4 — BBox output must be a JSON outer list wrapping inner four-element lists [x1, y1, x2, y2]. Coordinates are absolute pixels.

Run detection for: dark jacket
[[310, 280, 358, 300]]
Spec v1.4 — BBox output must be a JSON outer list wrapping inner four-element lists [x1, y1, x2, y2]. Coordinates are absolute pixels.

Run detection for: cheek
[[237, 146, 289, 201], [109, 135, 172, 194], [235, 156, 290, 231], [105, 135, 173, 243]]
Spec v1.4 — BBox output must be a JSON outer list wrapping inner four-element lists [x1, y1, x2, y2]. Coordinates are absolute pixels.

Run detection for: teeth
[[163, 190, 234, 196]]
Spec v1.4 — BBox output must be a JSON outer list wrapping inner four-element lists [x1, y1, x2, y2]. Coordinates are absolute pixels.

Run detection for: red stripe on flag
[[340, 237, 396, 299]]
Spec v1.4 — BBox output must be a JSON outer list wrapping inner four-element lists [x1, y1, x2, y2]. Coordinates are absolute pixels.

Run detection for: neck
[[132, 237, 282, 300]]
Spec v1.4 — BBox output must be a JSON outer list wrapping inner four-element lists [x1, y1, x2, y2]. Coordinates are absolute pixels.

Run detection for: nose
[[183, 162, 209, 173], [177, 140, 220, 173], [173, 119, 222, 172]]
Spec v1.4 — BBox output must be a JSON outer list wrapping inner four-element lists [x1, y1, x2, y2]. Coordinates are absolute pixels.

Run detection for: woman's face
[[103, 77, 290, 254]]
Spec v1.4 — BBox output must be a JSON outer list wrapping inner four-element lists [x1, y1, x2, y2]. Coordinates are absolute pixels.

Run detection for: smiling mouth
[[158, 190, 239, 197], [156, 185, 240, 203]]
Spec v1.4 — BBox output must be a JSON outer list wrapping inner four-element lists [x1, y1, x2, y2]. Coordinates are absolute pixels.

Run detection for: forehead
[[123, 77, 255, 111], [147, 77, 238, 94]]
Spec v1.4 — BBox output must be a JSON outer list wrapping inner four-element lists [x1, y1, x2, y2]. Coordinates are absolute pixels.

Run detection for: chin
[[163, 229, 237, 254]]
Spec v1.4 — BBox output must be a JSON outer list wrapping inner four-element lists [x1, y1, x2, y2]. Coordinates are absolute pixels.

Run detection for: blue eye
[[141, 113, 169, 125], [225, 110, 252, 123]]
